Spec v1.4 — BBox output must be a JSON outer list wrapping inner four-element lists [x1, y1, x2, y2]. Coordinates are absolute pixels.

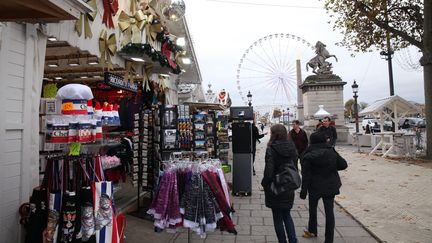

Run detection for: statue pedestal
[[300, 74, 349, 143]]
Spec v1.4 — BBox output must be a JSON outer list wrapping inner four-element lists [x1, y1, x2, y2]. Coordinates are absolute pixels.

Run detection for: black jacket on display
[[301, 143, 348, 198], [261, 140, 298, 209]]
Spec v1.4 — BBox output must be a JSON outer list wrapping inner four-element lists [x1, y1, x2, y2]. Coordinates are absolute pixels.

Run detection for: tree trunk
[[423, 0, 432, 159]]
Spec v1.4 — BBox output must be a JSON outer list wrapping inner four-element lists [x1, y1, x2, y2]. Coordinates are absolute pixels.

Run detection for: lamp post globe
[[247, 91, 252, 107]]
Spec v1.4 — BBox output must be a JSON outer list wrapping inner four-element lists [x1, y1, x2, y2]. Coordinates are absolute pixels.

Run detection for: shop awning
[[0, 0, 93, 22]]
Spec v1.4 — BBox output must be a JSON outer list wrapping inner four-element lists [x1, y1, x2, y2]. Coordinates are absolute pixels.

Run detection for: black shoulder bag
[[270, 156, 301, 196]]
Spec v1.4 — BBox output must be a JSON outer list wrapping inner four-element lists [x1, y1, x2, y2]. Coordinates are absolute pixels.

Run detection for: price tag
[[69, 142, 81, 156]]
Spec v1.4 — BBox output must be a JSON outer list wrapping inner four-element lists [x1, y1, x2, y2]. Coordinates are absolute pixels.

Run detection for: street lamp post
[[247, 91, 252, 107], [282, 109, 285, 124], [352, 81, 359, 133], [352, 80, 360, 152], [287, 108, 290, 125]]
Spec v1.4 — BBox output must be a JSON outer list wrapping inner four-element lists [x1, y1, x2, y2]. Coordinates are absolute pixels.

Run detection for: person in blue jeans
[[300, 131, 348, 243], [261, 124, 298, 243]]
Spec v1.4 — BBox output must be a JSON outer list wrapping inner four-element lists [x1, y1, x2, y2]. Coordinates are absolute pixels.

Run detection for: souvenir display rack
[[178, 105, 193, 150], [160, 105, 179, 160], [131, 112, 140, 188], [216, 115, 230, 165], [192, 113, 206, 152], [204, 112, 217, 158]]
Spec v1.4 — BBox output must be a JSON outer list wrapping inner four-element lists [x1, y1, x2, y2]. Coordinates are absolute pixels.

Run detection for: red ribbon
[[162, 41, 177, 69], [102, 0, 119, 28]]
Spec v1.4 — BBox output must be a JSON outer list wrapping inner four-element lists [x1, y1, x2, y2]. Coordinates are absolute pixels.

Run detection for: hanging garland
[[119, 43, 182, 74]]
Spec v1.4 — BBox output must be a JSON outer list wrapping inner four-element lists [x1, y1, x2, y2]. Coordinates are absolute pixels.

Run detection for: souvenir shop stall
[[33, 72, 177, 243], [33, 82, 136, 243], [11, 0, 206, 241]]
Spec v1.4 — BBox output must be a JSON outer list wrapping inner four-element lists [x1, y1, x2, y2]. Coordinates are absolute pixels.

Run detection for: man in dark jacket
[[300, 131, 347, 243], [318, 116, 337, 146], [289, 120, 308, 170]]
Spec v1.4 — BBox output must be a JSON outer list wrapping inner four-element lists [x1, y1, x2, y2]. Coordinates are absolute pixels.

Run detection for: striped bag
[[92, 156, 120, 243]]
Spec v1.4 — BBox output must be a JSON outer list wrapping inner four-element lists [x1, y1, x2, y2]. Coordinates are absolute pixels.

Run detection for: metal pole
[[287, 109, 290, 125], [354, 94, 361, 153], [385, 0, 395, 96], [385, 0, 396, 132], [282, 110, 285, 125], [354, 94, 359, 133]]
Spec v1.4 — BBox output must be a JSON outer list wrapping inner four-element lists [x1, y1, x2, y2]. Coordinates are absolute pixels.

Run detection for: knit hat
[[310, 131, 328, 144]]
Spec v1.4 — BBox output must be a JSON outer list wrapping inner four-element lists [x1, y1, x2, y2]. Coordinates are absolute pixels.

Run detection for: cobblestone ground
[[124, 128, 378, 243]]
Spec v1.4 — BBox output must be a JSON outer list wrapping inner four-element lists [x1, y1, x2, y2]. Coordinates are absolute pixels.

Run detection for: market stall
[[5, 0, 204, 243], [359, 95, 421, 157]]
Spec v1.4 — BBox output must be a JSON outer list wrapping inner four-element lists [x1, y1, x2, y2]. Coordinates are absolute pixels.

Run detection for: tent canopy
[[359, 95, 420, 131]]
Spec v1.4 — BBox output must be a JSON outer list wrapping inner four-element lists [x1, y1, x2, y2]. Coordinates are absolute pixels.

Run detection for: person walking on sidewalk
[[300, 131, 348, 243], [252, 121, 267, 175], [318, 116, 337, 146], [261, 124, 298, 243], [288, 120, 308, 170]]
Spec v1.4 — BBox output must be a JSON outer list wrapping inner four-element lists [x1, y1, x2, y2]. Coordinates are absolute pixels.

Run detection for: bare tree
[[324, 0, 432, 159]]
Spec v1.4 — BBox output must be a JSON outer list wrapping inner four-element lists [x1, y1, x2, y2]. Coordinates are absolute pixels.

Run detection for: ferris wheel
[[236, 33, 314, 106]]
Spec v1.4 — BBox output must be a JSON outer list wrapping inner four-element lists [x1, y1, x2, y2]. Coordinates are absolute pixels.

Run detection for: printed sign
[[104, 72, 138, 93]]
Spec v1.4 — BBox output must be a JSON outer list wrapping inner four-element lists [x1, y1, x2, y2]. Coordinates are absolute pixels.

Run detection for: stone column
[[296, 59, 304, 123], [300, 74, 349, 143]]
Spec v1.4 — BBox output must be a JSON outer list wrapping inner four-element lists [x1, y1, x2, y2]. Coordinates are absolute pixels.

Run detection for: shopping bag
[[45, 191, 62, 243], [44, 159, 62, 243], [92, 156, 119, 243]]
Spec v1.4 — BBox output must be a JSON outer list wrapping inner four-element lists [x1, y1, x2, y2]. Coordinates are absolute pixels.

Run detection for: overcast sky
[[182, 0, 424, 108]]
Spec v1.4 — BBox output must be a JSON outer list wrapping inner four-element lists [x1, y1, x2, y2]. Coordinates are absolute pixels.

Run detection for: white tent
[[359, 95, 420, 132], [359, 95, 420, 157]]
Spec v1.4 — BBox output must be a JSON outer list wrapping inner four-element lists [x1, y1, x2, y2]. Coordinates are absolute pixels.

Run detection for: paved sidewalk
[[124, 130, 378, 243], [335, 145, 432, 243]]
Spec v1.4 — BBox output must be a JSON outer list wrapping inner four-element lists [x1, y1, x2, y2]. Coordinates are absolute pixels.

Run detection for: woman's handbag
[[270, 163, 301, 195], [333, 148, 348, 170]]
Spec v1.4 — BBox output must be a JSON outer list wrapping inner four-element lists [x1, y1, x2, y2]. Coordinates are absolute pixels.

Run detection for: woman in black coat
[[300, 131, 348, 243], [261, 124, 298, 243]]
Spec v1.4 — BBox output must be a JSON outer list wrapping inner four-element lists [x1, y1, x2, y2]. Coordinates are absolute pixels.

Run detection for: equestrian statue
[[306, 41, 338, 75]]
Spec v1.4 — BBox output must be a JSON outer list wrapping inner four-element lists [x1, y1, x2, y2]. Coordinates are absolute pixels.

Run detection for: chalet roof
[[359, 95, 420, 117]]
